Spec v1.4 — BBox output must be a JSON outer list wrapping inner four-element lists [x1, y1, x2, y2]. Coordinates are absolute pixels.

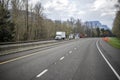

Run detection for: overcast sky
[[30, 0, 118, 29]]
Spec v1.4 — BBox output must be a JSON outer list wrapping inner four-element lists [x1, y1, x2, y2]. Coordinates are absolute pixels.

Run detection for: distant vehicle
[[80, 34, 84, 38], [69, 34, 74, 39], [55, 31, 66, 40], [75, 33, 80, 39]]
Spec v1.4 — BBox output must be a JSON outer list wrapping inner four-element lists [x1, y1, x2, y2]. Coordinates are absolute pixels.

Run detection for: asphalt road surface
[[0, 38, 120, 80]]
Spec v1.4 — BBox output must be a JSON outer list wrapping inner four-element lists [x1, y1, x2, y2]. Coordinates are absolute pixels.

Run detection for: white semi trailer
[[55, 31, 66, 40]]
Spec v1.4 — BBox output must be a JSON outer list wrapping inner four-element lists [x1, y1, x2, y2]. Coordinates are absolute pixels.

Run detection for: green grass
[[108, 37, 120, 49]]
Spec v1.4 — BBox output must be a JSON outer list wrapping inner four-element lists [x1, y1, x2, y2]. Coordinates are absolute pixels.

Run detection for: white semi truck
[[55, 31, 66, 40]]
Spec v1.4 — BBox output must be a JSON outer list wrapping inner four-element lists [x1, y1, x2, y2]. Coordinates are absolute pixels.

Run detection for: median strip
[[0, 39, 75, 56]]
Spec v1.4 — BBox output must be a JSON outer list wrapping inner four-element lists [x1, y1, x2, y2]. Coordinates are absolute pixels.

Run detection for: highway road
[[0, 38, 120, 80]]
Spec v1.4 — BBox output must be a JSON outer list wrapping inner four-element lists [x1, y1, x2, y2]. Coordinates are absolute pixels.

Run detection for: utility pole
[[26, 0, 29, 40]]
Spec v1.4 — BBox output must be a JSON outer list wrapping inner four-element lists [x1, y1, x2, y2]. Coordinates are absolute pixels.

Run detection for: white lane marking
[[74, 48, 77, 50], [60, 56, 64, 60], [96, 40, 120, 80], [69, 51, 72, 54], [36, 69, 48, 78]]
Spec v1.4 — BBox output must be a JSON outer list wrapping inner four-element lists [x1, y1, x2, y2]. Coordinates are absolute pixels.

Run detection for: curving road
[[0, 38, 120, 80]]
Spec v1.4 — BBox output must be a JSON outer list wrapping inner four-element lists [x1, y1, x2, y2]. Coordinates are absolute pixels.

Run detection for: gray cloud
[[30, 0, 117, 29]]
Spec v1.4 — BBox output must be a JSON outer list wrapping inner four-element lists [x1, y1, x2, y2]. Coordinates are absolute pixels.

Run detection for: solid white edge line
[[60, 56, 64, 60], [36, 69, 48, 78], [96, 40, 120, 80], [69, 51, 72, 54]]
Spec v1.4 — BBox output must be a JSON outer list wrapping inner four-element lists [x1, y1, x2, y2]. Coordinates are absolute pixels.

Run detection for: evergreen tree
[[112, 11, 120, 38], [96, 27, 100, 37], [112, 0, 120, 38], [0, 0, 14, 42]]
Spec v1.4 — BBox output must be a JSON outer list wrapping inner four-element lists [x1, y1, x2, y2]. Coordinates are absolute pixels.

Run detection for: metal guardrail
[[0, 40, 58, 51], [0, 39, 76, 56], [0, 39, 72, 51], [0, 39, 54, 45]]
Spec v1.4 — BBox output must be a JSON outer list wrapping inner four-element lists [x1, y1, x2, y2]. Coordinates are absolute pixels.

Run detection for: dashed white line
[[60, 56, 64, 60], [54, 62, 56, 64], [69, 51, 72, 54], [74, 48, 77, 50], [96, 40, 120, 80], [36, 69, 48, 78]]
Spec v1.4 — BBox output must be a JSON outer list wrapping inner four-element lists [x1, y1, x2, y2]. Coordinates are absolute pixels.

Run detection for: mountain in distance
[[85, 21, 109, 30]]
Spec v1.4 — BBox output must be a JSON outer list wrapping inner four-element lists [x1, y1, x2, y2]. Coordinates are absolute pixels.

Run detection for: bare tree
[[0, 0, 10, 9], [11, 0, 20, 41], [34, 2, 44, 39]]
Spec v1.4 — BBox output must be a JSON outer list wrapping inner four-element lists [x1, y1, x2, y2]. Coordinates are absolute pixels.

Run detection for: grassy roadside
[[104, 37, 120, 49]]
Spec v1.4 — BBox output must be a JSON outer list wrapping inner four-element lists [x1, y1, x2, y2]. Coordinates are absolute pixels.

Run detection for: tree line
[[0, 0, 113, 42], [112, 0, 120, 38], [0, 0, 74, 42]]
